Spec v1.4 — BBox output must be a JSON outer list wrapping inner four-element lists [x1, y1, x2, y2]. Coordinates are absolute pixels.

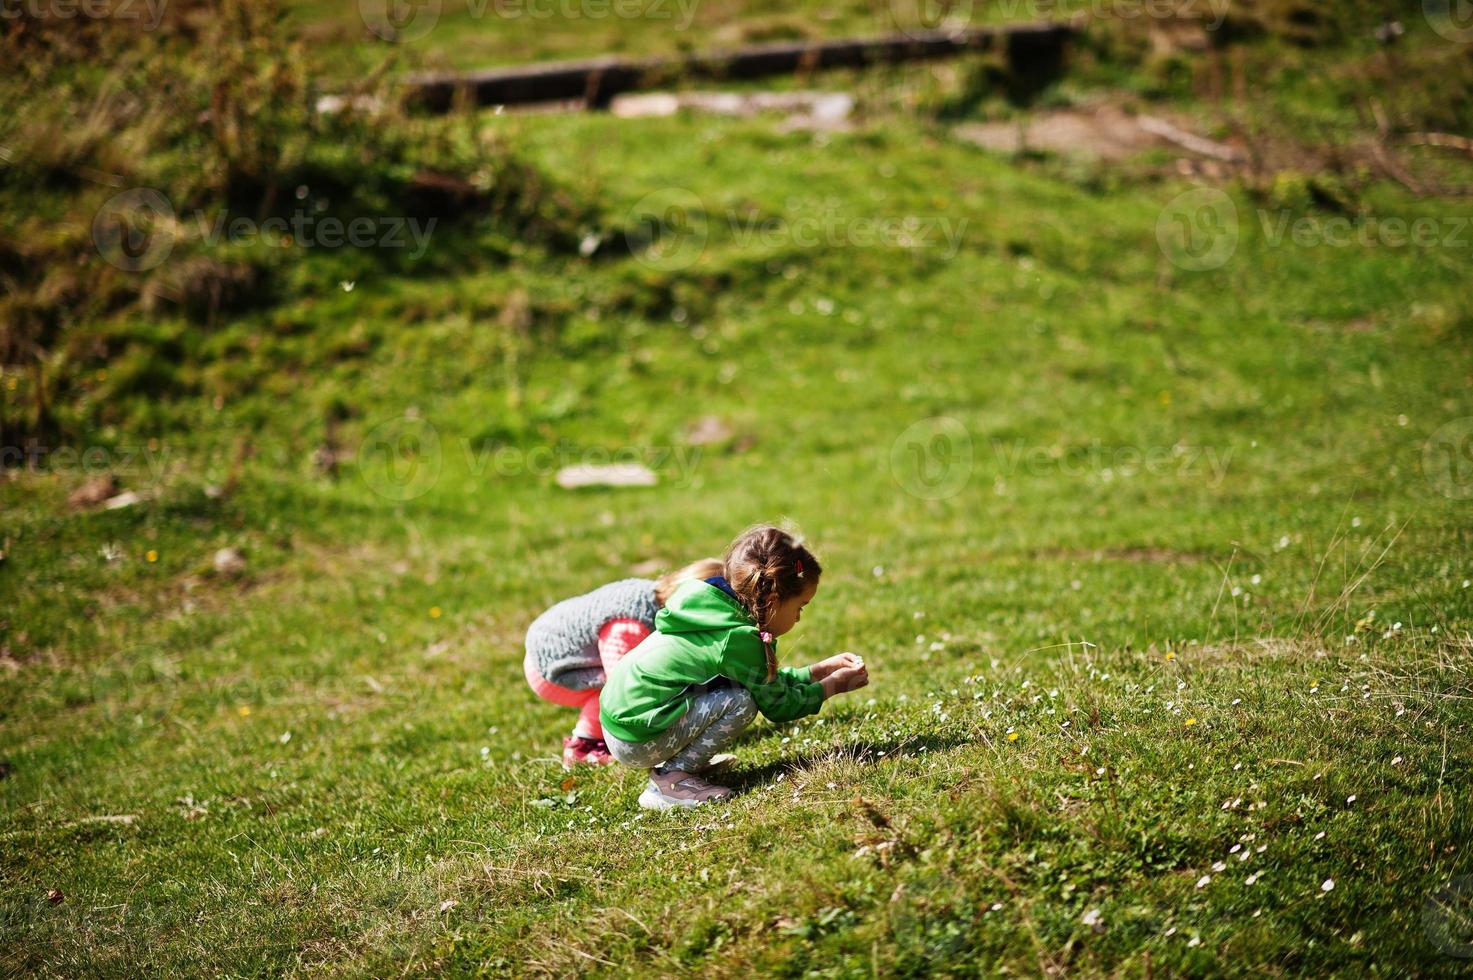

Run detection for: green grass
[[6, 19, 1473, 976], [6, 106, 1473, 973]]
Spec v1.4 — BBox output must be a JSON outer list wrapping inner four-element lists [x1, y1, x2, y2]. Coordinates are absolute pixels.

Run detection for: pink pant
[[524, 618, 651, 740]]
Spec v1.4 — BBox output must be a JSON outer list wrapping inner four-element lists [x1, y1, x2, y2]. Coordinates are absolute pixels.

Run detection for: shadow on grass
[[723, 731, 975, 796]]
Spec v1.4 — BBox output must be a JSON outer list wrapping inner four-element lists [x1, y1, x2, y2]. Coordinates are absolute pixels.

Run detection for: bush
[[0, 0, 591, 452]]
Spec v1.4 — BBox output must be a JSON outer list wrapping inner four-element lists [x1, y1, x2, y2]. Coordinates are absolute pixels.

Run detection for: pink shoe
[[562, 735, 615, 767]]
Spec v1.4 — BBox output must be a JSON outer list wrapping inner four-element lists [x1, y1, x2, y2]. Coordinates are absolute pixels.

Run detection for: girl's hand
[[810, 652, 864, 683], [820, 664, 869, 699]]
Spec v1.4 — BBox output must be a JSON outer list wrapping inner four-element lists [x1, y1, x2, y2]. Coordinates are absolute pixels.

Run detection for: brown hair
[[653, 557, 725, 607], [722, 524, 821, 681]]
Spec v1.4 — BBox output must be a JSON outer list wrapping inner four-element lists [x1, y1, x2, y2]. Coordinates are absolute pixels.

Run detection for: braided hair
[[722, 525, 821, 682]]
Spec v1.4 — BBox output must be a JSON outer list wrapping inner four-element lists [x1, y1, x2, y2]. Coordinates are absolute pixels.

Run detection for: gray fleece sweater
[[525, 578, 659, 688]]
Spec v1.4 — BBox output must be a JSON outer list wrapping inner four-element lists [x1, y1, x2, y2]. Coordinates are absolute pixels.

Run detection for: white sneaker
[[638, 782, 695, 810], [638, 772, 734, 810]]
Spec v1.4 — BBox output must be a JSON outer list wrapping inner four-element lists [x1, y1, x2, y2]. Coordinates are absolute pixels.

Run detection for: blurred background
[[4, 0, 1473, 973]]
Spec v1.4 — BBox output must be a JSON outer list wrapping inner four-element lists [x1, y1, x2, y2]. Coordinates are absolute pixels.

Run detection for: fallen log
[[405, 21, 1077, 113]]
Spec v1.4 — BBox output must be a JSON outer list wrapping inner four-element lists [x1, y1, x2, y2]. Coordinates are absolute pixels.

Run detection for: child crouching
[[599, 525, 869, 810]]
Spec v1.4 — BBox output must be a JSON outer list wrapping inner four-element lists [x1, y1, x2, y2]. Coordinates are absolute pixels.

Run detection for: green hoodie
[[599, 578, 826, 743]]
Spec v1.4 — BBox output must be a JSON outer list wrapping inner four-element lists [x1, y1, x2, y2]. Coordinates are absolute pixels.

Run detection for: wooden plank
[[405, 21, 1077, 112]]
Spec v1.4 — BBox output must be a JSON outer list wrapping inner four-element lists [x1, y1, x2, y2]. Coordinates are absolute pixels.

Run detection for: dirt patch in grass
[[954, 104, 1240, 163]]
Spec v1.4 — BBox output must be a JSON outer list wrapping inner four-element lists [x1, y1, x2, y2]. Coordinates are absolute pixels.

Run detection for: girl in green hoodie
[[600, 525, 870, 810]]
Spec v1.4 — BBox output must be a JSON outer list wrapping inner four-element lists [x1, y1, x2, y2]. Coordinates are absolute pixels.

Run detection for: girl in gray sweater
[[524, 558, 722, 766]]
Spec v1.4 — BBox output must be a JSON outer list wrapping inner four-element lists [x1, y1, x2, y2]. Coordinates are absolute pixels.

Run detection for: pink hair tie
[[795, 559, 804, 576]]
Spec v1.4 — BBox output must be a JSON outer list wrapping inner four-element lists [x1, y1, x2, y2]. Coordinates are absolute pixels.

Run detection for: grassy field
[[6, 2, 1473, 976]]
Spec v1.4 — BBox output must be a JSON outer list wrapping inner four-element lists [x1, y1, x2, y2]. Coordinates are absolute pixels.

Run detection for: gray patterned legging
[[604, 687, 757, 774]]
